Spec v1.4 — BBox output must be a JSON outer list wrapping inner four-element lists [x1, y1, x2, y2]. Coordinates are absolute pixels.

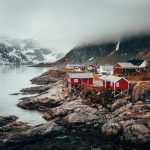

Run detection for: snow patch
[[89, 57, 94, 61], [115, 40, 120, 51]]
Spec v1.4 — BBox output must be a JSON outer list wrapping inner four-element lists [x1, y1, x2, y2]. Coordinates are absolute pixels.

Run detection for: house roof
[[68, 72, 93, 78], [66, 64, 81, 67], [128, 59, 145, 66], [117, 62, 136, 68], [101, 75, 129, 83], [100, 65, 113, 70]]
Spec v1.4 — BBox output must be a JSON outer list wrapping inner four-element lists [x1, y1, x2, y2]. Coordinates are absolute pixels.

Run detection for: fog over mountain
[[0, 0, 150, 52], [0, 37, 65, 64]]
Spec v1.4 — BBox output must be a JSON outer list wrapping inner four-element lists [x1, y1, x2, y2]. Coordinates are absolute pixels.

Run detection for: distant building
[[113, 62, 137, 75], [97, 65, 113, 75], [67, 72, 93, 86], [101, 75, 129, 90], [113, 59, 148, 75], [101, 75, 130, 98], [66, 64, 81, 69], [128, 59, 147, 67]]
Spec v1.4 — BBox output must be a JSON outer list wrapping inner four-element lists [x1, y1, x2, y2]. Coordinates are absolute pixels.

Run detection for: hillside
[[0, 38, 64, 65], [57, 34, 150, 65]]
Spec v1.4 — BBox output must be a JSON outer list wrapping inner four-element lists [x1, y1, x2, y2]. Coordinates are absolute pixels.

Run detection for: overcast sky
[[0, 0, 150, 52]]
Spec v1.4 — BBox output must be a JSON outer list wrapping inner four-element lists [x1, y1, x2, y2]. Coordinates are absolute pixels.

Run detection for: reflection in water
[[0, 65, 48, 125]]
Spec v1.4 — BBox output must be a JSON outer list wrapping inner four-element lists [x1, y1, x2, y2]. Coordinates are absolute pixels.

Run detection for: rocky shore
[[1, 69, 150, 150]]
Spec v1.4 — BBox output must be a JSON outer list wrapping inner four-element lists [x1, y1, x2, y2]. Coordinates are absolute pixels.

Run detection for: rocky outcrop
[[20, 85, 51, 95], [8, 69, 150, 149], [18, 97, 61, 111], [43, 98, 108, 124], [0, 119, 124, 150], [30, 70, 65, 85], [18, 81, 63, 111], [132, 82, 150, 101], [102, 122, 121, 136], [0, 116, 18, 127], [111, 98, 128, 111], [31, 74, 58, 85], [0, 121, 66, 150], [123, 123, 150, 143], [18, 77, 150, 148], [0, 116, 30, 140], [102, 101, 150, 145]]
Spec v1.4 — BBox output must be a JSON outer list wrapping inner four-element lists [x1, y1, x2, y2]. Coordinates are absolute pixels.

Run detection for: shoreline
[[0, 69, 150, 149]]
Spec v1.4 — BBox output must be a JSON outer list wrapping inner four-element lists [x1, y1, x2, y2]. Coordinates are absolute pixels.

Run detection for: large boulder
[[123, 123, 150, 143], [139, 88, 150, 102], [24, 121, 65, 136], [0, 121, 66, 150], [66, 112, 99, 124], [111, 98, 128, 111], [112, 103, 132, 117], [0, 116, 18, 127], [20, 85, 51, 95], [132, 82, 150, 101], [102, 122, 121, 136], [31, 74, 58, 85], [18, 97, 61, 111]]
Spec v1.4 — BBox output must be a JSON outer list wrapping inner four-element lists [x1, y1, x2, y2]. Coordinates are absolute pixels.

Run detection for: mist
[[0, 0, 150, 52]]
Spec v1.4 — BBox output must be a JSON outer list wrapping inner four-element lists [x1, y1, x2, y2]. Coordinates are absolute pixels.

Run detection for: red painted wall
[[116, 78, 129, 90], [89, 78, 93, 84], [109, 79, 129, 90], [81, 79, 89, 84], [70, 78, 81, 85], [113, 64, 122, 74], [68, 78, 93, 86], [104, 81, 110, 88]]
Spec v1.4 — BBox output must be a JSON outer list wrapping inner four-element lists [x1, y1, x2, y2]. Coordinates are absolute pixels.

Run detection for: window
[[99, 81, 103, 86], [74, 79, 78, 82], [116, 82, 119, 87]]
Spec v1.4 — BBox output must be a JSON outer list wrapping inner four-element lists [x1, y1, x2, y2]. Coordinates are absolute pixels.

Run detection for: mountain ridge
[[0, 38, 64, 65], [57, 34, 150, 65]]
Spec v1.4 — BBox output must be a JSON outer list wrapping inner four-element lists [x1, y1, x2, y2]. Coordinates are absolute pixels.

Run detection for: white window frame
[[99, 81, 103, 86], [110, 82, 113, 86], [116, 82, 119, 87], [74, 79, 78, 82]]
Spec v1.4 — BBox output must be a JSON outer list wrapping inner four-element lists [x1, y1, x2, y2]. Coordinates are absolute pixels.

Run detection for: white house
[[97, 65, 113, 75]]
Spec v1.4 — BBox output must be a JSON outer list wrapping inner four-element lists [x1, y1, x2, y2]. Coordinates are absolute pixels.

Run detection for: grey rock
[[102, 122, 121, 136], [123, 123, 150, 143]]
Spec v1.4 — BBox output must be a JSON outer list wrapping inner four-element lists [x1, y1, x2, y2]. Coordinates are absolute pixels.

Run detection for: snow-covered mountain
[[0, 37, 64, 64]]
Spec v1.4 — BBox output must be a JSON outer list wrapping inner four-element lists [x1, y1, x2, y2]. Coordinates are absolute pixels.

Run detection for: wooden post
[[114, 82, 115, 98]]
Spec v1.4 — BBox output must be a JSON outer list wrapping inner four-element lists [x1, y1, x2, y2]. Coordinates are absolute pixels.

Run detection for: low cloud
[[0, 0, 150, 52]]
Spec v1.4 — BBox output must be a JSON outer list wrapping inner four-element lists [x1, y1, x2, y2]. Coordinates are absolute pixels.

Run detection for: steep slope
[[135, 50, 150, 61], [0, 38, 64, 64], [0, 43, 29, 64], [58, 34, 150, 65]]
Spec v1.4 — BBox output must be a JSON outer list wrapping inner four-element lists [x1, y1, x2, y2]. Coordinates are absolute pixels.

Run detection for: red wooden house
[[101, 75, 130, 97], [67, 72, 93, 86], [113, 62, 137, 75], [101, 75, 129, 90]]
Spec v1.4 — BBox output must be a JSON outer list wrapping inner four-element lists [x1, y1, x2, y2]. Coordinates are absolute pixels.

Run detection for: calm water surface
[[0, 65, 48, 125]]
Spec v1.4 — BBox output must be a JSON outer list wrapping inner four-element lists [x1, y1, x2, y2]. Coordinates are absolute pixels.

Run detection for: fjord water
[[0, 65, 48, 125]]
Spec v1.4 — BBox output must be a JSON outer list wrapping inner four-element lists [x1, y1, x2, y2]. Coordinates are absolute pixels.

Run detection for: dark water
[[0, 65, 48, 125]]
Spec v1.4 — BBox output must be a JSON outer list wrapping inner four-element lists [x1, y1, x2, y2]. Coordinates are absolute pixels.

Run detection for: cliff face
[[0, 38, 64, 65], [58, 34, 150, 65]]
